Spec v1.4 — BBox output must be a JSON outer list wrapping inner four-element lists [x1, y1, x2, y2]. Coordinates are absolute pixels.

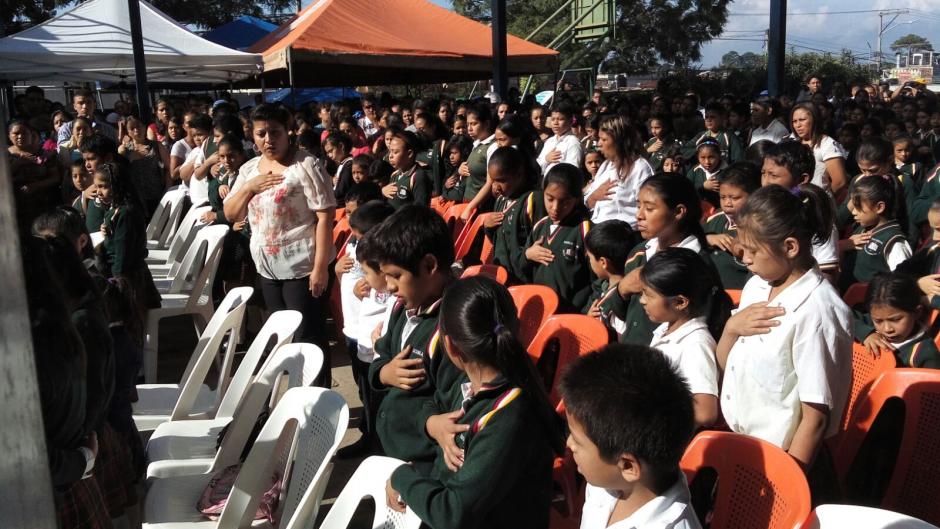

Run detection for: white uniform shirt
[[340, 239, 363, 340], [584, 158, 654, 228], [646, 234, 702, 261], [790, 134, 846, 191], [811, 226, 841, 271], [580, 477, 701, 529], [357, 291, 396, 362], [720, 267, 852, 450], [649, 317, 719, 397], [183, 144, 209, 206], [537, 132, 583, 174], [886, 239, 913, 270], [749, 119, 790, 145]]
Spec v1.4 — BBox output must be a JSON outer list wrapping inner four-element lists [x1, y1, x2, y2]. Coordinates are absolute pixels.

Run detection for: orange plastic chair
[[460, 264, 509, 285], [442, 203, 475, 241], [508, 285, 560, 348], [842, 282, 870, 308], [830, 369, 940, 525], [680, 430, 812, 529], [430, 196, 452, 216], [725, 289, 742, 307], [334, 207, 346, 221], [455, 213, 491, 262], [827, 343, 896, 457], [332, 216, 351, 252]]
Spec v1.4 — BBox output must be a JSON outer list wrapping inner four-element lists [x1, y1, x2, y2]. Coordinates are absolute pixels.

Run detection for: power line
[[730, 9, 887, 17]]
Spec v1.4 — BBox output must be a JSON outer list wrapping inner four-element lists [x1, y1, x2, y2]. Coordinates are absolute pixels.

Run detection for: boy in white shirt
[[336, 200, 396, 457], [560, 344, 701, 529], [178, 113, 213, 207], [537, 101, 584, 175]]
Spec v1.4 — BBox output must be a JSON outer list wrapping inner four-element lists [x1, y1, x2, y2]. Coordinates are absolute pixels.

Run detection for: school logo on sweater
[[865, 238, 884, 256]]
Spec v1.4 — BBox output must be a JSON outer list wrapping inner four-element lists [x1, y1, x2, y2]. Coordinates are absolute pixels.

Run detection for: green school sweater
[[911, 163, 940, 227], [368, 297, 463, 463], [417, 139, 446, 196], [840, 221, 909, 290], [207, 168, 232, 224], [894, 333, 940, 368], [486, 189, 545, 283], [703, 212, 751, 289], [644, 136, 682, 172], [524, 212, 593, 312], [75, 196, 107, 235], [687, 165, 724, 209], [389, 165, 432, 210], [899, 161, 926, 191], [681, 130, 744, 165], [441, 170, 467, 202], [464, 139, 492, 204], [583, 278, 628, 340], [391, 378, 555, 529], [837, 173, 919, 241], [102, 205, 148, 277]]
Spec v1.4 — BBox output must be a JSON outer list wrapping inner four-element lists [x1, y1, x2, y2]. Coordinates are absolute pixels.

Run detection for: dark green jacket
[[391, 378, 555, 529], [524, 212, 593, 312], [840, 221, 909, 290], [838, 173, 919, 241], [441, 170, 467, 202], [583, 278, 628, 341], [75, 196, 107, 235], [417, 139, 447, 196], [389, 165, 432, 210], [899, 161, 927, 191], [486, 189, 545, 283], [894, 333, 940, 368], [897, 240, 940, 278], [644, 136, 682, 172], [681, 130, 744, 164], [207, 168, 233, 224], [102, 204, 148, 277], [687, 165, 724, 209], [703, 212, 751, 290], [911, 163, 940, 227], [463, 139, 493, 204], [369, 297, 463, 463]]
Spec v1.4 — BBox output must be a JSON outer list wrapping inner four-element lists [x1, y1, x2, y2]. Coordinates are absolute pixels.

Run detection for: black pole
[[127, 0, 151, 123], [767, 0, 787, 97], [491, 0, 508, 101]]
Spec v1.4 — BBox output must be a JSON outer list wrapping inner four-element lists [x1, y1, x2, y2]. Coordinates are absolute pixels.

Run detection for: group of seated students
[[11, 78, 940, 529]]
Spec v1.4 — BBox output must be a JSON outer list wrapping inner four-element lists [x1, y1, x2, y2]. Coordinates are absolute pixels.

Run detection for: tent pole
[[287, 47, 296, 109], [491, 0, 508, 101], [127, 0, 151, 124]]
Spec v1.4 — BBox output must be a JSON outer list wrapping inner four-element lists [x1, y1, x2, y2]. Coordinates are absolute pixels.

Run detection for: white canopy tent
[[0, 0, 263, 84]]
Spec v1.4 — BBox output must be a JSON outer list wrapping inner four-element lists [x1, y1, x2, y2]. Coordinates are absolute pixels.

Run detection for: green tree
[[453, 0, 731, 73], [890, 33, 934, 58]]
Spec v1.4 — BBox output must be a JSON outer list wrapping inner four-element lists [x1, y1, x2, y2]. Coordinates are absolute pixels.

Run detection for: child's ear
[[422, 253, 440, 276], [598, 256, 612, 272], [618, 453, 643, 484], [798, 173, 811, 185], [673, 294, 690, 312], [783, 236, 801, 259], [673, 203, 687, 222], [874, 201, 887, 215]]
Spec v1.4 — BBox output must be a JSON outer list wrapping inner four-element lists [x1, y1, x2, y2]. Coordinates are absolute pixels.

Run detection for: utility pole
[[491, 0, 508, 101], [877, 9, 911, 74], [127, 0, 151, 124], [767, 0, 786, 97]]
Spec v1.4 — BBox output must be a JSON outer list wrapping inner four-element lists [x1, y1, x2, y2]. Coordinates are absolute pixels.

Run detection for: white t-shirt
[[340, 239, 363, 340], [357, 291, 397, 363], [580, 477, 701, 529], [584, 158, 654, 228], [649, 317, 719, 397], [790, 134, 846, 191], [721, 267, 852, 450], [749, 119, 790, 145], [537, 132, 583, 174], [811, 225, 840, 271], [170, 138, 193, 161], [183, 145, 209, 206]]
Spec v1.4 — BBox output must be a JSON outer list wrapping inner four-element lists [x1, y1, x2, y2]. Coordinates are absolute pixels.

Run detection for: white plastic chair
[[144, 224, 230, 383], [806, 505, 939, 529], [147, 204, 212, 269], [318, 456, 422, 529], [144, 320, 314, 477], [134, 287, 251, 432], [152, 223, 228, 294], [143, 387, 349, 529], [147, 187, 186, 251]]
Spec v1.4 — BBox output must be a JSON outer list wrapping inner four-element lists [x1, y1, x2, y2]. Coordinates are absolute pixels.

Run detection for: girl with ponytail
[[717, 183, 852, 483], [640, 247, 729, 428], [386, 276, 564, 529]]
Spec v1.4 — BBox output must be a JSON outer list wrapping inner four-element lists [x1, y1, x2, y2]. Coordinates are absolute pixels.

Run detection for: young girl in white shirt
[[640, 247, 731, 428], [718, 183, 852, 476]]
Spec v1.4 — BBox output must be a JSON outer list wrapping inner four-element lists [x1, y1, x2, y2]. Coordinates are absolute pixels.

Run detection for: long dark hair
[[866, 272, 926, 322], [850, 174, 908, 229], [639, 173, 707, 248], [640, 247, 731, 339], [440, 276, 565, 455], [95, 162, 142, 211]]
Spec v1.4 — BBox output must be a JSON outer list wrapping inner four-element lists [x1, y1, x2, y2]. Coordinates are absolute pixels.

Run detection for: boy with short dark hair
[[559, 344, 700, 529], [537, 101, 584, 175], [682, 102, 745, 164], [367, 205, 461, 465], [584, 220, 636, 339]]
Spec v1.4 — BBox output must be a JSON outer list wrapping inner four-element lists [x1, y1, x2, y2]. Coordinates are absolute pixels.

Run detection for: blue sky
[[428, 0, 940, 68]]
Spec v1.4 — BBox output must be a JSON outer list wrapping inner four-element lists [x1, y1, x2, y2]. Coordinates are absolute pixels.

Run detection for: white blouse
[[584, 158, 654, 228]]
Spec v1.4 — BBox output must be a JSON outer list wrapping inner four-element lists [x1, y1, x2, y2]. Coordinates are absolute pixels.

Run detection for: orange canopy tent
[[249, 0, 559, 86]]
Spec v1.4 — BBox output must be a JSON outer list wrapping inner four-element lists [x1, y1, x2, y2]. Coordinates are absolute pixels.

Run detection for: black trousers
[[259, 273, 334, 387]]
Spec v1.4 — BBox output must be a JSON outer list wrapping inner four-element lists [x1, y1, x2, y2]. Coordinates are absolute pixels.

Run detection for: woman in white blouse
[[583, 115, 653, 228], [224, 104, 336, 386], [790, 102, 848, 195]]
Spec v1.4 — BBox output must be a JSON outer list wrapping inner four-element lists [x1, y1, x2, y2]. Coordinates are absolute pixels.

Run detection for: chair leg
[[144, 313, 161, 383]]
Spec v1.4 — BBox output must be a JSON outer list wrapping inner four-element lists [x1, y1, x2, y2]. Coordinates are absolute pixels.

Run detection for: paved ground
[[157, 312, 377, 526]]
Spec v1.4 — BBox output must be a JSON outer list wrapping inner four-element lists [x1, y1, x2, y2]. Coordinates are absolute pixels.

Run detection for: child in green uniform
[[524, 164, 593, 312], [441, 135, 473, 203], [367, 206, 462, 466], [894, 136, 926, 189], [839, 175, 912, 292], [687, 138, 726, 209], [616, 173, 714, 345], [897, 199, 940, 309], [385, 131, 431, 209], [461, 105, 496, 209], [559, 344, 699, 529], [681, 103, 745, 165], [484, 147, 545, 283], [387, 276, 565, 529], [644, 114, 681, 172], [861, 273, 940, 368], [584, 220, 635, 340], [79, 136, 117, 234], [704, 162, 761, 289]]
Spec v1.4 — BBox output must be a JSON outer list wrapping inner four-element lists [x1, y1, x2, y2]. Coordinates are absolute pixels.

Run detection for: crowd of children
[[9, 76, 940, 528]]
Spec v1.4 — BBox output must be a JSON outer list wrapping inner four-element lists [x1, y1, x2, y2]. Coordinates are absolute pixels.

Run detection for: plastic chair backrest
[[213, 387, 348, 529], [526, 314, 609, 408], [828, 343, 895, 457], [214, 310, 303, 419], [805, 504, 940, 529], [333, 217, 351, 252], [431, 197, 452, 216], [156, 188, 187, 248], [680, 430, 812, 529], [455, 213, 490, 262], [726, 289, 742, 308], [169, 287, 250, 421], [166, 224, 229, 296], [176, 286, 253, 384], [843, 282, 870, 308], [145, 189, 177, 240], [461, 264, 509, 284], [317, 456, 422, 529], [835, 369, 940, 524], [443, 203, 474, 239], [164, 205, 212, 266], [508, 285, 560, 348], [335, 207, 346, 221]]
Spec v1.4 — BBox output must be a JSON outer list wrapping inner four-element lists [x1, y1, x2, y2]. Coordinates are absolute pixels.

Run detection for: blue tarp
[[265, 87, 362, 105], [202, 16, 277, 51]]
